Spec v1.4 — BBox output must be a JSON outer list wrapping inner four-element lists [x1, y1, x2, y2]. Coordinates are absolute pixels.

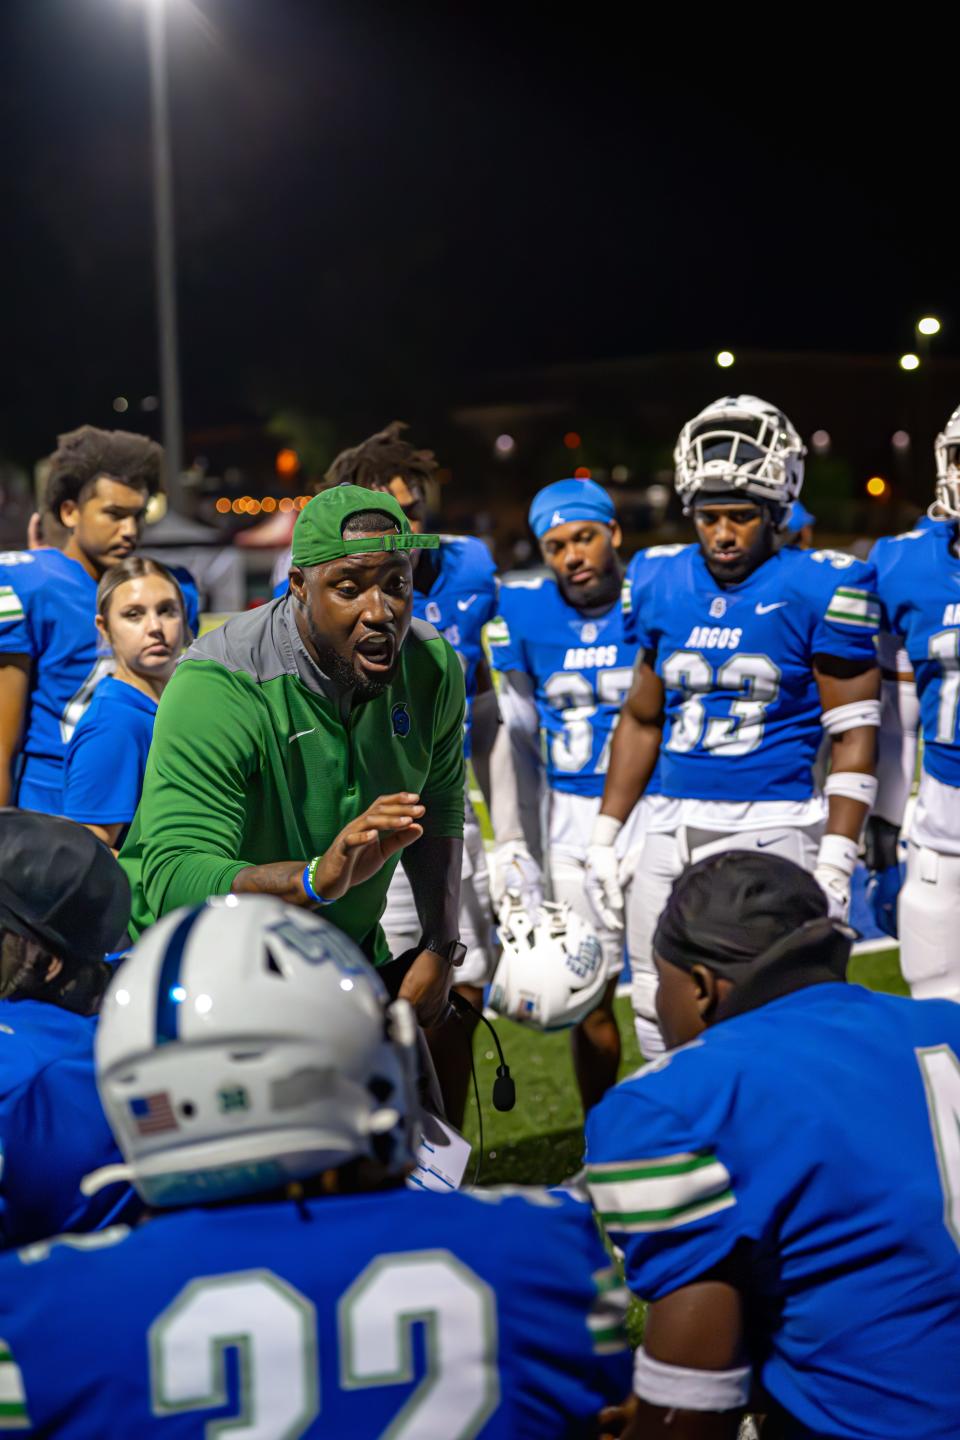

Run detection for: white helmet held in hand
[[488, 900, 607, 1031], [933, 403, 960, 520], [86, 896, 421, 1208], [674, 394, 805, 512]]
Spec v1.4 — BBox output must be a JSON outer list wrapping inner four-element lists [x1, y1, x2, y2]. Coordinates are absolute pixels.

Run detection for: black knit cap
[[654, 850, 851, 999], [0, 811, 130, 965]]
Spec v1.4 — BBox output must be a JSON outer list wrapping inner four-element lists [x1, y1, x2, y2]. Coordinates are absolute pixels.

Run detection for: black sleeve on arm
[[401, 835, 464, 940]]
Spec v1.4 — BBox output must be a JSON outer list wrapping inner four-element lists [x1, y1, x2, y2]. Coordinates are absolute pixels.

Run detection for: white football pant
[[899, 843, 960, 1002], [626, 824, 822, 1059]]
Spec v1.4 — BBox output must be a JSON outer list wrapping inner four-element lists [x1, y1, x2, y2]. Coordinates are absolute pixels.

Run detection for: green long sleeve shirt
[[119, 598, 465, 961]]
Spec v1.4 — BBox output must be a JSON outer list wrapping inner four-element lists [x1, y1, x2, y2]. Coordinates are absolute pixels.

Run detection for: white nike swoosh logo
[[457, 595, 478, 611], [288, 728, 317, 744], [755, 601, 788, 614]]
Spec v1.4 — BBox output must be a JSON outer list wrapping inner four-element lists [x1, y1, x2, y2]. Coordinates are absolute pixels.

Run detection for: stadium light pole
[[145, 0, 185, 512]]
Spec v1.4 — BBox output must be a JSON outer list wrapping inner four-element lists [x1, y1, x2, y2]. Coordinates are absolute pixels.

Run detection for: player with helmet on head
[[585, 850, 960, 1440], [486, 477, 644, 1110], [586, 395, 881, 1056], [867, 401, 960, 999], [0, 895, 632, 1436]]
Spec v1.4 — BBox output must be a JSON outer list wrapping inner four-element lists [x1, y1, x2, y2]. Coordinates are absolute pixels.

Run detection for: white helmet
[[674, 394, 806, 512], [488, 900, 607, 1031], [86, 896, 421, 1208], [932, 403, 960, 520]]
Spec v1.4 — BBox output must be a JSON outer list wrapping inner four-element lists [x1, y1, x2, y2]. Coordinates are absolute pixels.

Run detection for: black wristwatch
[[419, 937, 467, 966]]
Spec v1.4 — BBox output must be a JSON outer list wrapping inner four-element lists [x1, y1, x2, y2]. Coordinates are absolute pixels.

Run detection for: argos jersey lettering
[[622, 545, 879, 802], [872, 523, 960, 786], [488, 574, 638, 796]]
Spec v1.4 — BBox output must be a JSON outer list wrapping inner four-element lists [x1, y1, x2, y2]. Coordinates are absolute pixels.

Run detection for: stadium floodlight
[[899, 353, 921, 371], [917, 316, 942, 337], [715, 350, 735, 369]]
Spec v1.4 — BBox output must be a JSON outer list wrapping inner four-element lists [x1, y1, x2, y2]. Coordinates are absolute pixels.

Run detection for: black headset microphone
[[448, 990, 516, 1112]]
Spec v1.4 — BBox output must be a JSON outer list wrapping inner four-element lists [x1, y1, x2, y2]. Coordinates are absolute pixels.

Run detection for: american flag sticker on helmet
[[129, 1093, 179, 1135], [0, 1341, 30, 1429], [0, 589, 24, 626]]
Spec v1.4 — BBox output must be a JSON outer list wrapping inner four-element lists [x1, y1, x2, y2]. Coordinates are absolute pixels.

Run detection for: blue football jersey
[[872, 523, 960, 787], [622, 545, 879, 802], [0, 1186, 630, 1437], [0, 549, 106, 811], [0, 999, 134, 1248], [488, 573, 639, 796], [411, 535, 498, 704], [63, 677, 158, 838], [586, 984, 960, 1440]]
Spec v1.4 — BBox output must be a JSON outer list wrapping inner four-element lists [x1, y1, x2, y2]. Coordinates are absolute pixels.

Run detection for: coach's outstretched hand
[[230, 794, 424, 906]]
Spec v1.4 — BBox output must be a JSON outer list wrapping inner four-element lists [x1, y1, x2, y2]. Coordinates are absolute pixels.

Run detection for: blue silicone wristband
[[302, 860, 332, 906]]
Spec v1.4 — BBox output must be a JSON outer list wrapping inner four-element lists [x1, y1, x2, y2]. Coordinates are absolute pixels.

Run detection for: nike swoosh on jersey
[[288, 728, 317, 744], [756, 833, 790, 848], [457, 595, 478, 611], [755, 601, 788, 614]]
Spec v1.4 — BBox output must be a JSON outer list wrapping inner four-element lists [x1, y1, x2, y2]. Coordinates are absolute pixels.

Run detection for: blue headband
[[528, 479, 617, 539]]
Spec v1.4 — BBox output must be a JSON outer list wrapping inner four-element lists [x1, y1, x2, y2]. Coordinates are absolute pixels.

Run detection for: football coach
[[119, 485, 466, 1028]]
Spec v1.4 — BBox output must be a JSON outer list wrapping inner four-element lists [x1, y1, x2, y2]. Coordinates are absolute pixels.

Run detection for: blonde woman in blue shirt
[[63, 558, 187, 848]]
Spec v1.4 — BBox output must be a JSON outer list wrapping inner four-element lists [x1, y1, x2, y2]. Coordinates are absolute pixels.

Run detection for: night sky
[[1, 2, 954, 465]]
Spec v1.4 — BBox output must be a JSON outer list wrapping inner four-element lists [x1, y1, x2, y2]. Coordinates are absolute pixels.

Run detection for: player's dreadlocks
[[44, 425, 163, 522], [324, 422, 438, 492]]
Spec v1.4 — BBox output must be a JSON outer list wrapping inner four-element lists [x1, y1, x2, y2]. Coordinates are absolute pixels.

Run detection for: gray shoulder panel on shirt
[[408, 616, 441, 645], [177, 598, 293, 684]]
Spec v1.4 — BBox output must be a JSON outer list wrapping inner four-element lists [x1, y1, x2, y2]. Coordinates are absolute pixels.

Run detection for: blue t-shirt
[[63, 677, 158, 835], [586, 984, 960, 1440], [621, 544, 879, 802], [0, 999, 133, 1248], [487, 573, 639, 797], [871, 522, 960, 787], [0, 1186, 630, 1437], [0, 549, 198, 814]]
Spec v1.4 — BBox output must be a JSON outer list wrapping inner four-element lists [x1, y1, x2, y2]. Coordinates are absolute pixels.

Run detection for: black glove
[[863, 815, 900, 872]]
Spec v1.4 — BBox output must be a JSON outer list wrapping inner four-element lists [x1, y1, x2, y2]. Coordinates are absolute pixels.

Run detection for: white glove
[[814, 833, 859, 921], [490, 841, 543, 920], [585, 814, 625, 931]]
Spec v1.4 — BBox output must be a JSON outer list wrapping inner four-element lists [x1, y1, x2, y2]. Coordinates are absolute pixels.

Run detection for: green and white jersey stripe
[[620, 576, 633, 615], [587, 1150, 735, 1233], [826, 586, 881, 630], [0, 588, 24, 625], [587, 1266, 631, 1355], [484, 617, 510, 647], [0, 1342, 29, 1430]]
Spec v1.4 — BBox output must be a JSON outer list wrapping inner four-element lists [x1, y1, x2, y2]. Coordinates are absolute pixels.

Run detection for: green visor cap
[[291, 483, 440, 567]]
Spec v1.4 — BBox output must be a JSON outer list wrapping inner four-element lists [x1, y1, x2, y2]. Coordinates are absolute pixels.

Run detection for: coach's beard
[[315, 643, 399, 702]]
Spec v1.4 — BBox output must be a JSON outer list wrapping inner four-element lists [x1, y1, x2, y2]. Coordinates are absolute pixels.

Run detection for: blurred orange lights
[[279, 497, 295, 513], [276, 449, 301, 477], [261, 496, 277, 513], [573, 466, 592, 480], [295, 495, 310, 510], [563, 432, 581, 450], [866, 476, 888, 498], [215, 498, 231, 514]]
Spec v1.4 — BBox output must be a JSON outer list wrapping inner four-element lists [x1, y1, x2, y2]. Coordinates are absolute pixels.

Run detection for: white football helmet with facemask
[[85, 896, 421, 1208], [932, 403, 960, 520], [674, 394, 806, 512], [488, 899, 607, 1030]]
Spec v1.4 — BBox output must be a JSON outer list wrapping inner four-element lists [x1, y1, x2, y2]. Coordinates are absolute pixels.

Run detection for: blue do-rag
[[528, 478, 616, 539]]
